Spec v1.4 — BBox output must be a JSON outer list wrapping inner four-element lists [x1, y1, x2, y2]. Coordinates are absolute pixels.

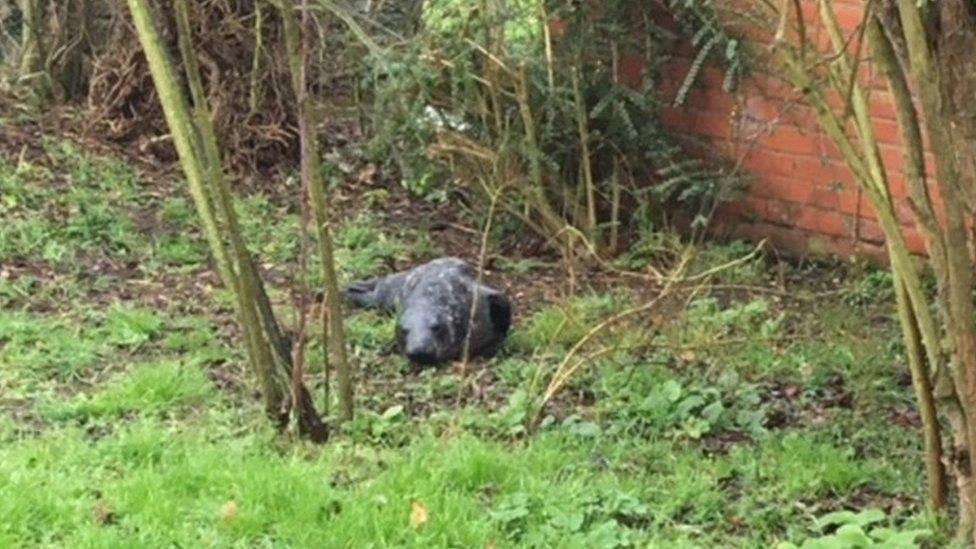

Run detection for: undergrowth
[[0, 139, 938, 547], [362, 0, 745, 249]]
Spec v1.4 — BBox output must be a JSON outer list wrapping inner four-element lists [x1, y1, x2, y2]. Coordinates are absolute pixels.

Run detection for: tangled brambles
[[84, 0, 354, 177]]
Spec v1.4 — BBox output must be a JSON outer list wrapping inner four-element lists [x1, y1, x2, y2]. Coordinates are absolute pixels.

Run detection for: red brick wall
[[653, 2, 928, 261]]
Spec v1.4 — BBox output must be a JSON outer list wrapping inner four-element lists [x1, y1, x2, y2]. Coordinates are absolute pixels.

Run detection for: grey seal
[[343, 257, 512, 366]]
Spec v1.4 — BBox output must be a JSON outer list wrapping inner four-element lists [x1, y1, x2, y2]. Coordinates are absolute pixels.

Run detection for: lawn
[[0, 133, 936, 547]]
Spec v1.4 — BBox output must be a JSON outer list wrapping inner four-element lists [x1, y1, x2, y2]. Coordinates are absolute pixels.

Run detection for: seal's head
[[396, 305, 456, 366], [396, 282, 511, 367]]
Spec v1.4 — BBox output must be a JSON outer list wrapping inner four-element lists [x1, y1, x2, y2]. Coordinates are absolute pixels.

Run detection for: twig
[[527, 254, 691, 432], [459, 187, 503, 375]]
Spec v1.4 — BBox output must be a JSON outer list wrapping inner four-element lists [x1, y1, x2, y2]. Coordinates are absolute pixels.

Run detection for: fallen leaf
[[221, 500, 238, 525], [410, 500, 429, 528], [484, 542, 496, 549], [680, 350, 696, 362]]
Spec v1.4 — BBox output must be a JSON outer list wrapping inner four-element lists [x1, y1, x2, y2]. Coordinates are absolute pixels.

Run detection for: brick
[[718, 201, 748, 217], [754, 174, 816, 204], [739, 152, 857, 203], [660, 107, 693, 132], [832, 3, 868, 32], [810, 187, 843, 210], [779, 104, 820, 129], [760, 126, 822, 155], [733, 221, 811, 254], [895, 201, 917, 227], [851, 241, 890, 263], [886, 174, 907, 198], [659, 0, 949, 263], [743, 196, 799, 227], [547, 17, 567, 39], [808, 234, 854, 260], [692, 110, 732, 140], [748, 73, 803, 101], [872, 118, 903, 146], [857, 217, 886, 245], [795, 207, 849, 238], [879, 144, 906, 175], [742, 95, 781, 122], [684, 87, 737, 115], [618, 53, 644, 89], [837, 188, 862, 216], [903, 229, 927, 255], [868, 94, 898, 120], [859, 199, 878, 221]]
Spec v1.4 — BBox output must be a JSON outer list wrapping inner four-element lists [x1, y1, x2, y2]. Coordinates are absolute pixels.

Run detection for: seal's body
[[344, 258, 512, 366]]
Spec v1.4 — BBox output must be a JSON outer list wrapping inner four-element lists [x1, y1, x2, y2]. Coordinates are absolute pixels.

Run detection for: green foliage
[[737, 433, 873, 498], [844, 268, 894, 307], [0, 144, 148, 268], [42, 360, 215, 421], [613, 230, 685, 271], [101, 305, 165, 348], [333, 212, 417, 281], [236, 193, 301, 265], [607, 370, 767, 441], [777, 509, 931, 548], [666, 0, 745, 103], [362, 0, 745, 246], [690, 240, 767, 284], [0, 138, 936, 547], [345, 309, 397, 351], [489, 486, 651, 547], [510, 292, 634, 352], [0, 310, 106, 383]]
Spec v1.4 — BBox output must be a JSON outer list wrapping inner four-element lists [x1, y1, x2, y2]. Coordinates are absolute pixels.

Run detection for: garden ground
[[0, 114, 938, 547]]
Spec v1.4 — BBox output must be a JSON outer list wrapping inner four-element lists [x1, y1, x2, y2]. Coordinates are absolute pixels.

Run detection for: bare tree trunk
[[127, 0, 328, 441], [280, 0, 355, 424], [760, 0, 976, 539], [893, 275, 947, 510], [55, 0, 91, 100], [891, 3, 976, 536], [18, 0, 47, 96], [935, 1, 976, 213]]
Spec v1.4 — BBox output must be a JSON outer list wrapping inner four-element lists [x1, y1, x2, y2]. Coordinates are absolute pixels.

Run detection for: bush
[[362, 0, 745, 249]]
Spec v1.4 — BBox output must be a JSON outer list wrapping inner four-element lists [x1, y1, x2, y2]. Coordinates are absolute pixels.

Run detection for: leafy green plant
[[844, 269, 894, 307], [674, 297, 781, 348], [341, 403, 412, 445], [361, 0, 745, 249], [777, 509, 930, 549], [332, 212, 436, 282], [609, 371, 766, 441], [490, 487, 649, 547], [101, 305, 165, 348], [0, 141, 149, 268]]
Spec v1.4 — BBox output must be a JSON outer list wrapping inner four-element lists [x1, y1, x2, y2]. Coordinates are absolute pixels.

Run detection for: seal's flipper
[[343, 270, 409, 312], [343, 279, 381, 309]]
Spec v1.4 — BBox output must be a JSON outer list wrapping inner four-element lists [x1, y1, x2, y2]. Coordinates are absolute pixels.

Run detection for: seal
[[343, 257, 512, 366]]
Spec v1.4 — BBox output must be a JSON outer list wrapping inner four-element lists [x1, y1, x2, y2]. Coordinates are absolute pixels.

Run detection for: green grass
[[0, 140, 147, 267], [40, 360, 215, 422], [0, 137, 940, 547]]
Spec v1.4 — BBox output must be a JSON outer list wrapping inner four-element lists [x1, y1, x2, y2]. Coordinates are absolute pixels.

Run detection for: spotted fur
[[343, 258, 512, 366]]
